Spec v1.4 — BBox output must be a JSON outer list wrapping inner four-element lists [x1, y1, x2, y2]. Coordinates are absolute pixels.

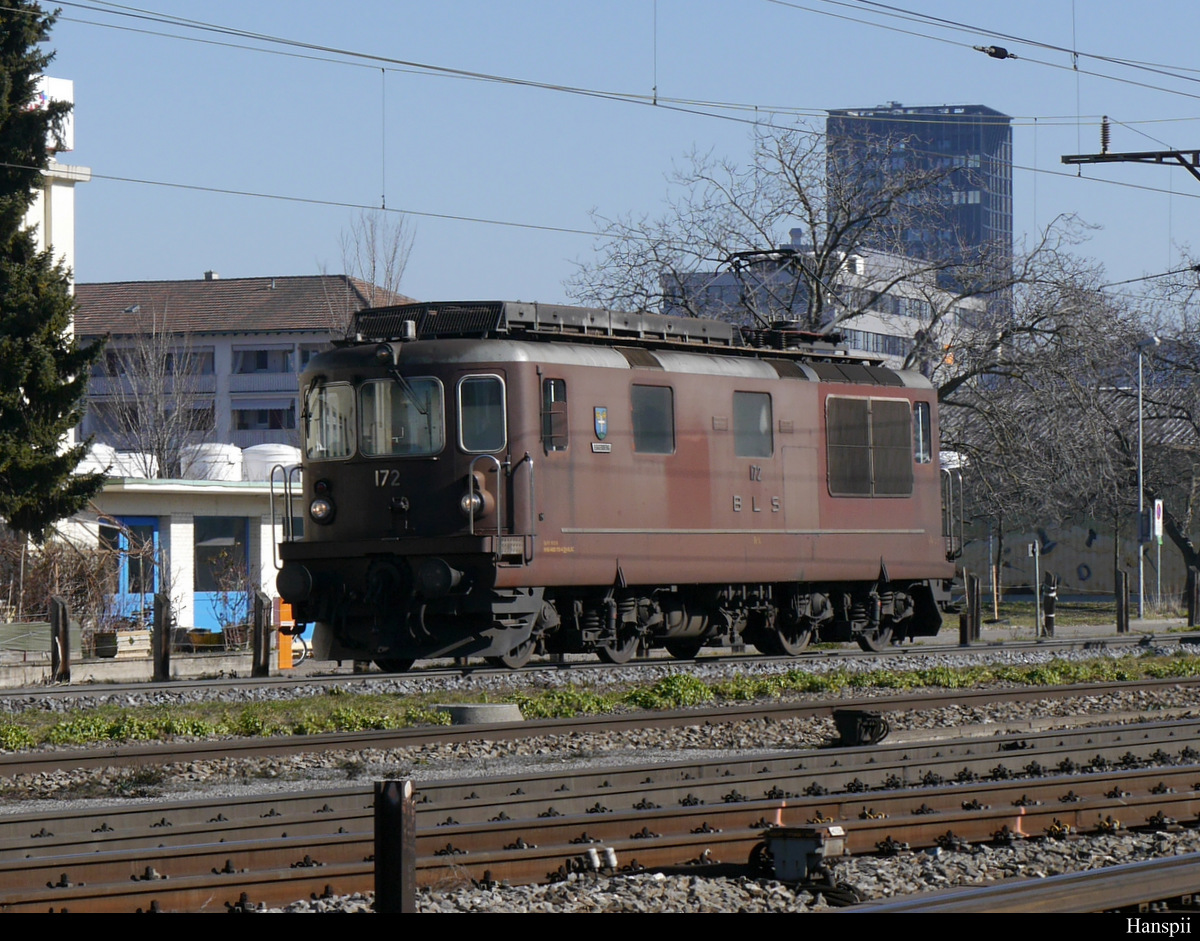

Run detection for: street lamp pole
[[1136, 335, 1160, 619]]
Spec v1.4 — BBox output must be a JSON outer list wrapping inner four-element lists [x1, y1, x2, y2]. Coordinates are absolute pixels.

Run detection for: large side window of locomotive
[[826, 396, 914, 497], [359, 377, 444, 457], [304, 382, 355, 460], [631, 384, 675, 454], [541, 378, 568, 453], [458, 375, 507, 453], [872, 399, 914, 495], [826, 397, 872, 495], [913, 401, 932, 464], [733, 391, 772, 458]]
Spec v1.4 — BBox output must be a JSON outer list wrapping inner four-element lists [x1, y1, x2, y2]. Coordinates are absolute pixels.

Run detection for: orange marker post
[[278, 601, 294, 669]]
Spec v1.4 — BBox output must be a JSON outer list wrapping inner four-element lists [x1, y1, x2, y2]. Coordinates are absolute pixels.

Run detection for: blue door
[[193, 516, 250, 631], [99, 517, 160, 627]]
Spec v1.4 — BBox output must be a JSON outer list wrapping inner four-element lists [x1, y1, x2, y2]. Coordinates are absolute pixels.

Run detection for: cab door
[[456, 372, 511, 537]]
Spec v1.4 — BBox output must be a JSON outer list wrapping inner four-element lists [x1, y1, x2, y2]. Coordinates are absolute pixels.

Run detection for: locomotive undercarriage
[[541, 579, 943, 660], [286, 549, 945, 669]]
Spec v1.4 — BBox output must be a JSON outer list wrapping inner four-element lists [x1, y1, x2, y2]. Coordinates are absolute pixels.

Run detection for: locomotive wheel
[[855, 624, 894, 653], [773, 621, 814, 656], [663, 638, 704, 660], [596, 629, 640, 665], [373, 658, 415, 673], [746, 627, 780, 655], [486, 636, 535, 669]]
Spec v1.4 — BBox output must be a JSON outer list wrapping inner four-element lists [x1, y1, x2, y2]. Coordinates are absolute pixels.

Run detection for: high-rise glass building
[[825, 103, 1013, 269]]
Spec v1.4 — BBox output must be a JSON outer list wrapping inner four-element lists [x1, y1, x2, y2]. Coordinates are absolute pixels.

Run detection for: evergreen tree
[[0, 3, 102, 539]]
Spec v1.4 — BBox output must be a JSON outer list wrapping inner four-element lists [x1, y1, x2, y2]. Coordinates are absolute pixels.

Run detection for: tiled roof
[[74, 275, 415, 338]]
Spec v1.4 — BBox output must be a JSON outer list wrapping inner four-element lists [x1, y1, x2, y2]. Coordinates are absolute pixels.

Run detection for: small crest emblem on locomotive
[[594, 406, 608, 440]]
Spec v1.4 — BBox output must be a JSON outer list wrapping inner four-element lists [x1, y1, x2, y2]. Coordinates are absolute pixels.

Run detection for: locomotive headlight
[[309, 497, 335, 524], [374, 343, 395, 365], [459, 492, 483, 517]]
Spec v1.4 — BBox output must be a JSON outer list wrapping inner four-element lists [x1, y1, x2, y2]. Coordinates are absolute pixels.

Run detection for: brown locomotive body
[[275, 301, 959, 670]]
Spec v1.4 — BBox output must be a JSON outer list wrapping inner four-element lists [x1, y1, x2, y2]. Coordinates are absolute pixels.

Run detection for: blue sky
[[46, 0, 1200, 304]]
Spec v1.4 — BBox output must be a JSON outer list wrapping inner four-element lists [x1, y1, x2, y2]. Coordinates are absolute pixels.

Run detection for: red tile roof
[[74, 275, 415, 337]]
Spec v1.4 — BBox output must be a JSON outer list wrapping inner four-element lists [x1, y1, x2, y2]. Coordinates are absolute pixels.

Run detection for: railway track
[[6, 712, 1200, 911], [3, 628, 1193, 703], [3, 674, 1199, 778]]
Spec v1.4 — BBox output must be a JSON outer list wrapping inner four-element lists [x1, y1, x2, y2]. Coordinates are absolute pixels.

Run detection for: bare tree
[[945, 271, 1140, 524], [569, 123, 1088, 403], [937, 267, 1200, 594], [570, 123, 1006, 325], [88, 304, 214, 478], [1129, 270, 1200, 571], [0, 533, 119, 641], [323, 210, 415, 337]]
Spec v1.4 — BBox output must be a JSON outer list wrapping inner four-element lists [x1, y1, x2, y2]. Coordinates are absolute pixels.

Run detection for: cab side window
[[458, 375, 506, 453], [542, 378, 568, 453], [913, 401, 932, 464]]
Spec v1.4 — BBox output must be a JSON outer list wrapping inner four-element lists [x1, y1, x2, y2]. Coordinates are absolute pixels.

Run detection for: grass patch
[[508, 687, 613, 719], [622, 674, 714, 709], [4, 651, 1200, 753], [0, 691, 454, 751]]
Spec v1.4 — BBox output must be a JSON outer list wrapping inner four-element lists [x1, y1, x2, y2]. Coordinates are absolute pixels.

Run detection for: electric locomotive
[[274, 300, 959, 670]]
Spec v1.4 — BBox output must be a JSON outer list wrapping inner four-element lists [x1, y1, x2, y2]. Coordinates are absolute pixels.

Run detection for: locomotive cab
[[277, 336, 546, 668]]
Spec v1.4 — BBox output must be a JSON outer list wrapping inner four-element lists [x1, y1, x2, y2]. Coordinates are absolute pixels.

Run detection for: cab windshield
[[304, 383, 356, 460], [359, 377, 445, 457]]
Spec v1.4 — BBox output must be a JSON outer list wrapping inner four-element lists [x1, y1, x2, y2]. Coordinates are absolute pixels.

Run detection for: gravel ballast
[[4, 639, 1200, 912]]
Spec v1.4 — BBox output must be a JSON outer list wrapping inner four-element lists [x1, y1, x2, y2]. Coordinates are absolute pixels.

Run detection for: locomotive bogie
[[276, 301, 956, 669]]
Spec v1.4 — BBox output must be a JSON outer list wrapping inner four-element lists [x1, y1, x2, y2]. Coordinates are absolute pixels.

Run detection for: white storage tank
[[113, 451, 159, 478], [181, 443, 243, 481], [242, 443, 301, 481]]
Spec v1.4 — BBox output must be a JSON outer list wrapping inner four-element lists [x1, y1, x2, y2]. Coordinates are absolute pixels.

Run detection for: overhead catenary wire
[[9, 0, 1197, 292], [0, 161, 614, 240], [41, 0, 1200, 126]]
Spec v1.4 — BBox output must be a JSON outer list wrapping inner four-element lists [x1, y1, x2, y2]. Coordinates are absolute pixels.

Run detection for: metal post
[[152, 592, 171, 682], [1188, 567, 1199, 629], [1116, 570, 1129, 634], [1032, 542, 1042, 637], [969, 573, 981, 642], [959, 570, 972, 646], [1138, 346, 1144, 619], [252, 591, 271, 678], [1136, 336, 1159, 620], [49, 595, 69, 683], [374, 779, 417, 913], [1043, 575, 1056, 638]]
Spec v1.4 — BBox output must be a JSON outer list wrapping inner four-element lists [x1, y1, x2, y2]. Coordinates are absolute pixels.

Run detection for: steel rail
[[851, 852, 1200, 913]]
